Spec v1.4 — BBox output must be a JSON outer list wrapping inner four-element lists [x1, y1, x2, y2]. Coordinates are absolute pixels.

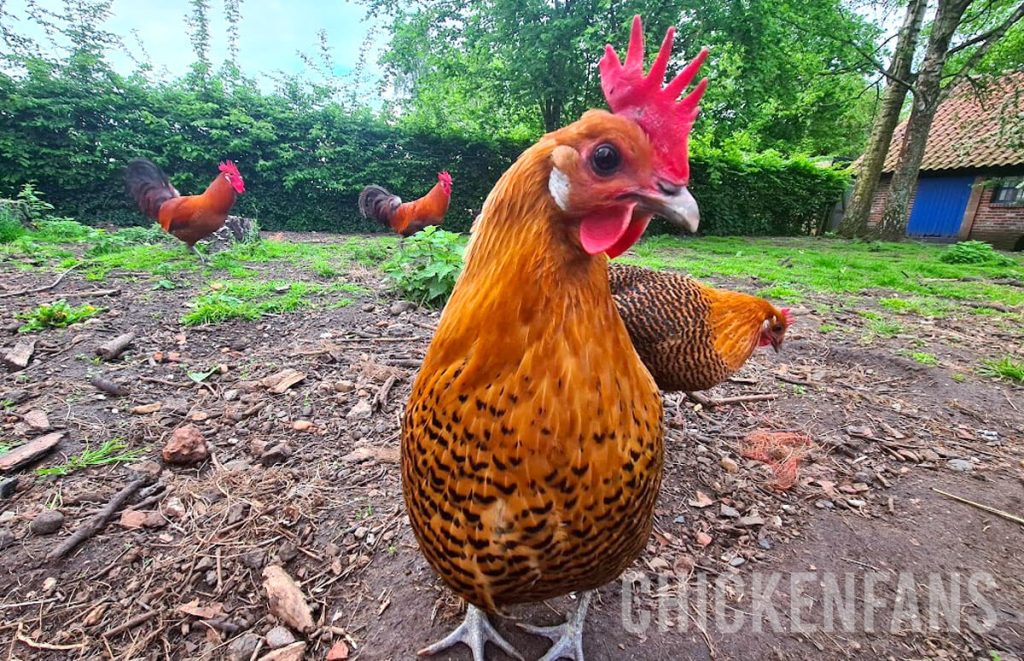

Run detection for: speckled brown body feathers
[[609, 263, 782, 392], [402, 130, 663, 613]]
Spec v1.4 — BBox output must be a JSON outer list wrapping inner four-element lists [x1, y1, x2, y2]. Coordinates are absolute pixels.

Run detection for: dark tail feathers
[[358, 185, 401, 229], [125, 158, 178, 220]]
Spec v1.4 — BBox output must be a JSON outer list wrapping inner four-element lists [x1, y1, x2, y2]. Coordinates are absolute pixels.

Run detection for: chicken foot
[[518, 591, 593, 661], [418, 603, 523, 661]]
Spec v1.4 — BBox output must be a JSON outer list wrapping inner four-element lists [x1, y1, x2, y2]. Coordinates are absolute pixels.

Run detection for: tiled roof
[[879, 71, 1024, 173]]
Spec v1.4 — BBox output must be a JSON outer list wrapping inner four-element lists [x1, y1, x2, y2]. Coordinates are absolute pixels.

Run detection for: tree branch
[[943, 0, 1024, 90]]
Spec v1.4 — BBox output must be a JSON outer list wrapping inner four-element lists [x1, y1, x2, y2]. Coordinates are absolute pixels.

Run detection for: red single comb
[[218, 160, 240, 177], [599, 15, 708, 183], [781, 307, 793, 325]]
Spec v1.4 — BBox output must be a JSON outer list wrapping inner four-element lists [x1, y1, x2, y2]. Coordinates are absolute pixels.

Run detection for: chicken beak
[[637, 184, 700, 233], [770, 335, 782, 353]]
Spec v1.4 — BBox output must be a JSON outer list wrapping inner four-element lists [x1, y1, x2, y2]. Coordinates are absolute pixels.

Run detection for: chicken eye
[[590, 144, 621, 175]]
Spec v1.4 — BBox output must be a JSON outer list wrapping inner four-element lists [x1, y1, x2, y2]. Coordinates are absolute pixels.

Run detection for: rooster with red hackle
[[125, 158, 245, 262], [358, 171, 452, 237]]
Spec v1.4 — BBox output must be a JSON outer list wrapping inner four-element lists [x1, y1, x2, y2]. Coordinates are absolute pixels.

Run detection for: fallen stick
[[932, 488, 1024, 527], [48, 287, 120, 299], [89, 376, 129, 397], [95, 333, 135, 361], [706, 393, 779, 406], [0, 264, 79, 299], [99, 610, 158, 638], [372, 375, 397, 413], [46, 474, 155, 562]]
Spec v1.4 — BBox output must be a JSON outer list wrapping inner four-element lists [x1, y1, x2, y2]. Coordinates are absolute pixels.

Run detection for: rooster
[[125, 158, 245, 261], [358, 171, 452, 237], [610, 263, 792, 407], [402, 16, 706, 661]]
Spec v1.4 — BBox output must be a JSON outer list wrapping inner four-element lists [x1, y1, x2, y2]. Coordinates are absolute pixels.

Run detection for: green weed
[[0, 208, 26, 244], [35, 439, 144, 477], [382, 227, 464, 306], [908, 352, 938, 366], [18, 300, 101, 332], [818, 323, 836, 333], [868, 318, 903, 338], [181, 280, 321, 326], [939, 240, 1014, 266], [979, 356, 1024, 384]]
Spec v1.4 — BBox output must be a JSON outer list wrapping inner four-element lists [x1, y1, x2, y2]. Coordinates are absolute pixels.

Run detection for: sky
[[3, 0, 387, 87]]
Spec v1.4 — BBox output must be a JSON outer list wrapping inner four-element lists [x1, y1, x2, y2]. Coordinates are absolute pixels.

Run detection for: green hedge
[[0, 63, 847, 236]]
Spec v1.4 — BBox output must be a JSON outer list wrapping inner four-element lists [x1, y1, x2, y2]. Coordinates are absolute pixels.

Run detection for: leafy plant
[[979, 356, 1024, 384], [381, 227, 464, 306], [908, 352, 938, 366], [35, 439, 144, 477], [0, 208, 26, 244], [18, 300, 101, 332], [939, 241, 1014, 266], [16, 183, 56, 221]]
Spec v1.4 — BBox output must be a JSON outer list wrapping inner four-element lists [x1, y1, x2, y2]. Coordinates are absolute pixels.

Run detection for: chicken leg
[[418, 603, 523, 661], [188, 243, 207, 264], [518, 591, 593, 661]]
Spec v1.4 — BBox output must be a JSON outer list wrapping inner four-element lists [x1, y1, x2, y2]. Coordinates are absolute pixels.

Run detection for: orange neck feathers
[[702, 286, 781, 370], [201, 173, 238, 214]]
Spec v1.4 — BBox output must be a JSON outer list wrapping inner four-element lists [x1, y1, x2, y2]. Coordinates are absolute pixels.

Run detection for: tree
[[367, 0, 880, 154], [876, 0, 1024, 240], [837, 0, 928, 238]]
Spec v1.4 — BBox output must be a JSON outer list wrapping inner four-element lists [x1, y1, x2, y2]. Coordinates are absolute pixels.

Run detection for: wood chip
[[263, 369, 306, 394], [341, 446, 400, 464], [262, 565, 314, 633], [0, 432, 64, 472], [132, 402, 162, 415]]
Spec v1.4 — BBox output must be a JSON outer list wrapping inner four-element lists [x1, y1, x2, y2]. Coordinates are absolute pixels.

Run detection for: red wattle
[[578, 204, 636, 256]]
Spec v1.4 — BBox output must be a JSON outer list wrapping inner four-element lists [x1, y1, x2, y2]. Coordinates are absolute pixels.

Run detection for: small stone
[[334, 381, 355, 393], [947, 458, 973, 472], [729, 557, 746, 567], [847, 498, 866, 508], [191, 411, 210, 422], [347, 399, 372, 420], [223, 389, 240, 402], [163, 497, 187, 519], [132, 402, 162, 415], [0, 511, 14, 524], [758, 537, 774, 550], [361, 303, 375, 313], [162, 425, 208, 465], [41, 576, 57, 594], [227, 502, 248, 526], [354, 526, 368, 539], [120, 510, 148, 529], [30, 509, 64, 535], [278, 542, 299, 563], [389, 301, 415, 316], [719, 505, 740, 519], [242, 550, 266, 570], [853, 471, 874, 484], [227, 633, 261, 661], [260, 444, 292, 466], [738, 515, 765, 527], [265, 625, 296, 649], [815, 499, 835, 510], [0, 478, 17, 499], [326, 640, 350, 661], [695, 531, 712, 547], [22, 410, 50, 431], [292, 420, 313, 432], [258, 642, 306, 661], [720, 456, 739, 473], [0, 528, 14, 550]]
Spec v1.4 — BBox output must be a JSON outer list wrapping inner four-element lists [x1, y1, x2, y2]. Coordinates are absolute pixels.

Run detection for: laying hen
[[358, 171, 452, 237], [610, 263, 791, 405], [402, 16, 706, 661], [125, 158, 245, 261]]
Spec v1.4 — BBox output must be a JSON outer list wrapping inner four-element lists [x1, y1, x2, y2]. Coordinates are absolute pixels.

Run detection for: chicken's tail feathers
[[125, 158, 178, 221], [358, 184, 402, 230]]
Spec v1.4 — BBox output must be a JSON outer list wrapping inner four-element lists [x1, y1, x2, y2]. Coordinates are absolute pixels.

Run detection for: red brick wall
[[866, 175, 919, 226], [968, 184, 1024, 250]]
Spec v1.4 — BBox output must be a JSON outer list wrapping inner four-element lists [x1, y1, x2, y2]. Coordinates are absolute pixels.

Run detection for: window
[[992, 177, 1024, 205]]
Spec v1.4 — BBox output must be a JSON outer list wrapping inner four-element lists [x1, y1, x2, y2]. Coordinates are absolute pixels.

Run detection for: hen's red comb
[[781, 307, 793, 325], [599, 15, 708, 183]]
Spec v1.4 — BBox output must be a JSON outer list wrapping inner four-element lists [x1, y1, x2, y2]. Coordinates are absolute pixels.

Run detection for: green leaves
[[381, 227, 465, 307]]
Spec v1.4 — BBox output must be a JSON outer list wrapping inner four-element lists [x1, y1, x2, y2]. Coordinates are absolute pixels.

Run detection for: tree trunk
[[837, 0, 928, 238], [876, 0, 973, 240]]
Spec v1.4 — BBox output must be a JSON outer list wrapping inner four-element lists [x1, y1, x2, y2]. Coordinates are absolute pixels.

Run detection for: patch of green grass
[[84, 245, 197, 280], [756, 284, 804, 303], [35, 439, 144, 477], [0, 441, 15, 455], [85, 224, 170, 257], [979, 356, 1024, 384], [621, 236, 1024, 308], [181, 280, 324, 326], [879, 297, 951, 318], [868, 318, 904, 338], [907, 352, 938, 366], [818, 323, 836, 334], [18, 300, 101, 332], [952, 373, 967, 382]]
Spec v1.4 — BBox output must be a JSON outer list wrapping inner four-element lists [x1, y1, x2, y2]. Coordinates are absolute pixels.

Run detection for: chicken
[[358, 171, 452, 237], [125, 158, 245, 261], [610, 263, 791, 405], [402, 16, 707, 661]]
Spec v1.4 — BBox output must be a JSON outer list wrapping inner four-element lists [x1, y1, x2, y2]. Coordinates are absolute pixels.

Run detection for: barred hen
[[402, 16, 707, 661], [610, 263, 791, 404]]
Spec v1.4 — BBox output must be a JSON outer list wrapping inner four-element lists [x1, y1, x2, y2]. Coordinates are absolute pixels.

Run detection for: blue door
[[907, 176, 974, 237]]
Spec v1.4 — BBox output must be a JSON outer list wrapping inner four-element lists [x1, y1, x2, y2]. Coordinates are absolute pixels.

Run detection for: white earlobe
[[548, 167, 571, 212]]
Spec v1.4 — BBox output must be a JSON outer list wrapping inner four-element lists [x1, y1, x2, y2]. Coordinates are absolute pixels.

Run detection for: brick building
[[867, 71, 1024, 250]]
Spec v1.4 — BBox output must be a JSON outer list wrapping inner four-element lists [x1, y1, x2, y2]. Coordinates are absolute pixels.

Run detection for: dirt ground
[[1, 232, 1022, 661]]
